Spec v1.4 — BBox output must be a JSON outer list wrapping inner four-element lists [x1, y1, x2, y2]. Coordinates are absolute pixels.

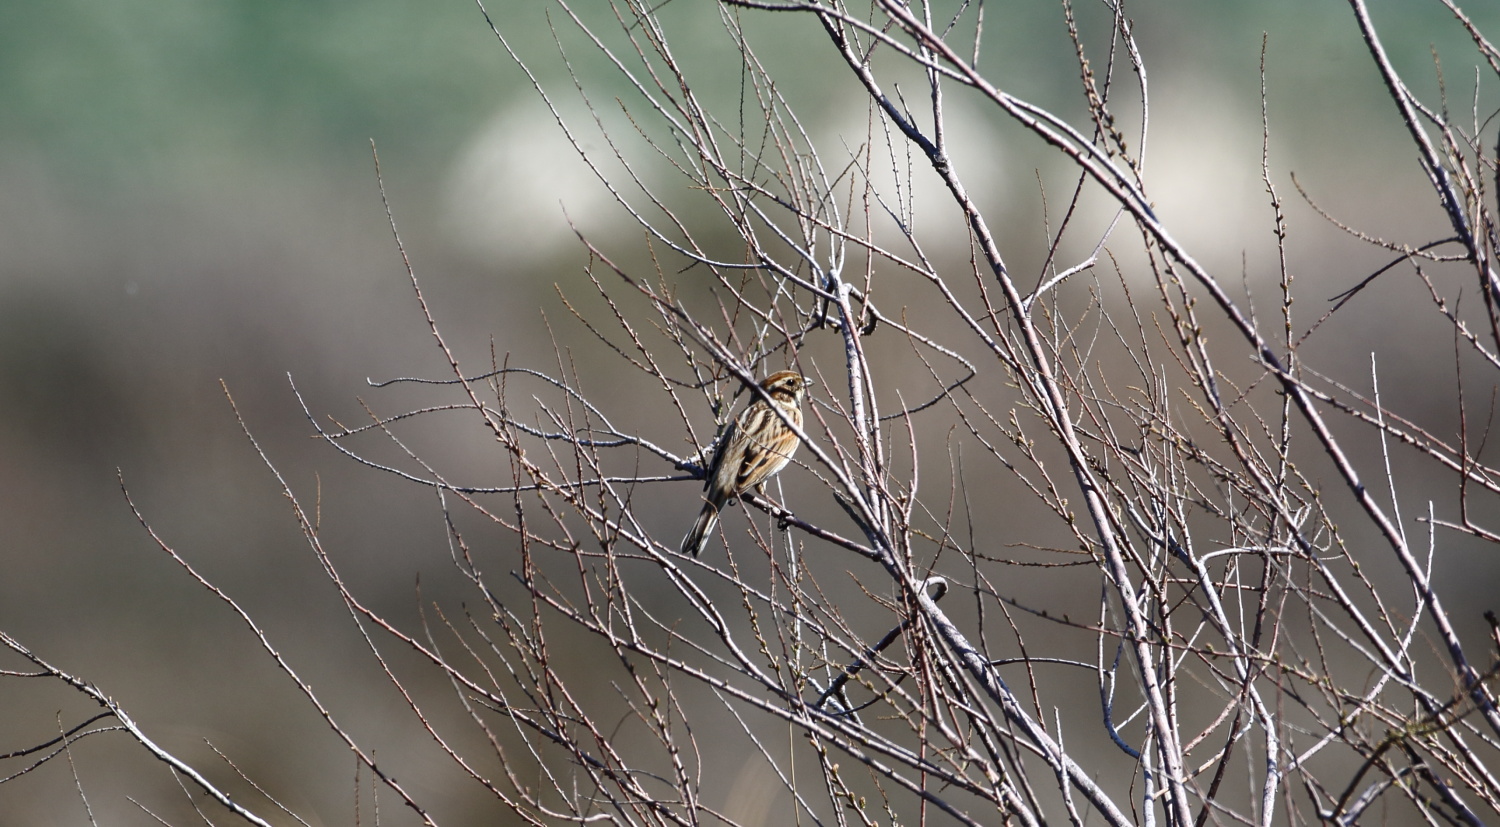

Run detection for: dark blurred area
[[0, 0, 1492, 823]]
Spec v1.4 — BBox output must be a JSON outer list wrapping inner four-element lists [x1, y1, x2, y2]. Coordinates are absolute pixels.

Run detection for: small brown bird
[[681, 371, 811, 556]]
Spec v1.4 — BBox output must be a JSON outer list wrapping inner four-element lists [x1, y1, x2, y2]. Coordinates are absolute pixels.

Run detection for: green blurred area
[[0, 0, 1475, 172], [0, 0, 1472, 183], [0, 0, 497, 184], [0, 0, 1494, 823]]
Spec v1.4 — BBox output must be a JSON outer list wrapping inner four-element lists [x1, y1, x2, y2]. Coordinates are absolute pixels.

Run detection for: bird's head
[[760, 370, 811, 403]]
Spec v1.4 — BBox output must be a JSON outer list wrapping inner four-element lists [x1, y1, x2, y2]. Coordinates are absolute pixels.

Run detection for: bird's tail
[[681, 502, 720, 556]]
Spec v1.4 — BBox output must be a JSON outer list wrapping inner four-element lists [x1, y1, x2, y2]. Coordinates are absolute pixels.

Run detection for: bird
[[681, 370, 811, 556]]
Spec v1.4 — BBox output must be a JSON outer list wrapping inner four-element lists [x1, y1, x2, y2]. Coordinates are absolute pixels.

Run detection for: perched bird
[[681, 371, 811, 556]]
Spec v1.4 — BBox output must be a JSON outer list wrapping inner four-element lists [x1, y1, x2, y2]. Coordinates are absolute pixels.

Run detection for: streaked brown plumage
[[681, 371, 810, 556]]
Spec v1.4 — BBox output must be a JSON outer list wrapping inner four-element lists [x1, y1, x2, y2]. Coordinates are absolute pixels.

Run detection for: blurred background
[[0, 1, 1492, 824]]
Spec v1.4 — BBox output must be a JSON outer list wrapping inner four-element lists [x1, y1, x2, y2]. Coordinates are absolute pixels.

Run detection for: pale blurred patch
[[442, 98, 621, 268], [1144, 75, 1265, 265], [821, 93, 1008, 253]]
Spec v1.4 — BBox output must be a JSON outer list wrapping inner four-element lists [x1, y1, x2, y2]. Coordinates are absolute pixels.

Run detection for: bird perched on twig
[[681, 370, 811, 556]]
